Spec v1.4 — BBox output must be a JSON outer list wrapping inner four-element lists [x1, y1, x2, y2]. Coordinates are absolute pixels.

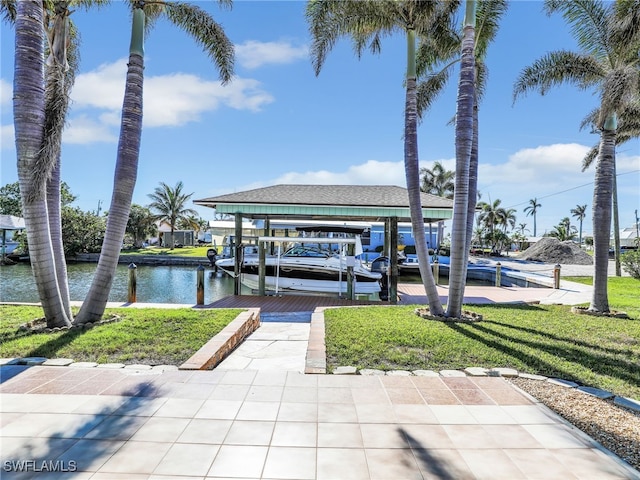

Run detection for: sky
[[1, 0, 639, 238]]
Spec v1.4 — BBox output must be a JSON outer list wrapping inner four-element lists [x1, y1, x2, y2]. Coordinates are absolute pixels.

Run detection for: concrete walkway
[[1, 366, 638, 479]]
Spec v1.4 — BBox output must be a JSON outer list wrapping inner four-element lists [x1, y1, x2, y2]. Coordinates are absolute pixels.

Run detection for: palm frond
[[598, 66, 639, 127], [513, 50, 604, 103], [475, 0, 508, 59], [415, 16, 460, 77], [611, 0, 640, 48], [544, 0, 612, 61], [579, 107, 600, 132], [164, 2, 234, 84], [581, 144, 598, 171], [416, 67, 452, 119], [1, 0, 16, 23]]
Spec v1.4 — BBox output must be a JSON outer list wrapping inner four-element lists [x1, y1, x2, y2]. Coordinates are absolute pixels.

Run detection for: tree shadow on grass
[[1, 380, 164, 477], [447, 321, 640, 388], [484, 318, 638, 357]]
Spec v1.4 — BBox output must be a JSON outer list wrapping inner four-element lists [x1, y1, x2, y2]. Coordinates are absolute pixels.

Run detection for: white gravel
[[510, 378, 640, 473]]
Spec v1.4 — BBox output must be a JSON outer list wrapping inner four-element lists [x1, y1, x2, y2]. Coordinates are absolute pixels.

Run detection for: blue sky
[[1, 0, 638, 237]]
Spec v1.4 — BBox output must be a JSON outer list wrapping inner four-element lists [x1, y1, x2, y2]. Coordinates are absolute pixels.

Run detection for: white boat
[[215, 244, 382, 295]]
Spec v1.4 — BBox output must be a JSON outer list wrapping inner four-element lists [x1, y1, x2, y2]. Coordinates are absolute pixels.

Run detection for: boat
[[215, 241, 383, 296]]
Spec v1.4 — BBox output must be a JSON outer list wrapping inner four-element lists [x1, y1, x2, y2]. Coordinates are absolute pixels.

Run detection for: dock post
[[389, 217, 398, 304], [197, 264, 205, 305], [554, 264, 561, 289], [495, 262, 501, 287], [346, 243, 355, 300], [128, 263, 137, 303], [234, 213, 243, 295], [258, 242, 266, 296], [433, 257, 439, 285]]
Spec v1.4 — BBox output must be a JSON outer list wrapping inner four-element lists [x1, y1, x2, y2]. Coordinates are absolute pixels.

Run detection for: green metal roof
[[194, 185, 453, 222]]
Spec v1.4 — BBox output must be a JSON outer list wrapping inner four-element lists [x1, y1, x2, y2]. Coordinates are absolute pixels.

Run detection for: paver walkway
[[1, 366, 638, 479], [2, 260, 637, 479]]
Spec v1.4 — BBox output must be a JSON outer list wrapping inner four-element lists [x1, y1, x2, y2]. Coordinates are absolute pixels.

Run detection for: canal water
[[0, 263, 247, 305], [0, 263, 496, 305]]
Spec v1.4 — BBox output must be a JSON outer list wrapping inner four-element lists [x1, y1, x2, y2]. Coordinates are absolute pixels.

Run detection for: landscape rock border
[[18, 314, 122, 334], [571, 306, 630, 319], [414, 307, 483, 323]]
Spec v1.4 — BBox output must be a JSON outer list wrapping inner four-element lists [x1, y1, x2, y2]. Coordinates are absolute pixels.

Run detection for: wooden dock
[[206, 294, 387, 312]]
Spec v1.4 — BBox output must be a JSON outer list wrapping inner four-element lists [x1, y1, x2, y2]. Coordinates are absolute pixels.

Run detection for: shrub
[[620, 249, 640, 279]]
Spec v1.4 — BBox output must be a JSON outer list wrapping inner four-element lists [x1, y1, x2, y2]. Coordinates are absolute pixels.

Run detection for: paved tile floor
[[1, 365, 638, 479]]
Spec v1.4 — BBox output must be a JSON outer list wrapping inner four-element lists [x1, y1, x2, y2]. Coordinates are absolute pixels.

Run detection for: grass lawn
[[325, 277, 640, 399], [0, 306, 242, 366]]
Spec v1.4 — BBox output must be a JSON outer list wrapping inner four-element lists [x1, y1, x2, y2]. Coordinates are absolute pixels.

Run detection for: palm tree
[[12, 1, 69, 327], [523, 198, 541, 237], [549, 223, 578, 242], [517, 222, 529, 235], [76, 1, 234, 323], [416, 0, 508, 317], [570, 204, 588, 245], [580, 103, 640, 276], [513, 0, 640, 313], [477, 198, 509, 253], [7, 0, 93, 327], [420, 161, 455, 198], [148, 181, 198, 249], [306, 0, 460, 316]]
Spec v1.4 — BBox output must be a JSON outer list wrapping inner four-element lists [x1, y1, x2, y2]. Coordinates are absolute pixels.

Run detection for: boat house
[[194, 184, 454, 302]]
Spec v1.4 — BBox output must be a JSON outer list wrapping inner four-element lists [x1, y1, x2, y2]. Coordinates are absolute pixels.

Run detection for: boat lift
[[239, 236, 361, 299]]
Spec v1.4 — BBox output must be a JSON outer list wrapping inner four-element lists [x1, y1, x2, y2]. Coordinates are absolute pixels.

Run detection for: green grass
[[0, 306, 242, 366], [121, 246, 213, 257], [325, 277, 640, 399], [564, 276, 640, 317]]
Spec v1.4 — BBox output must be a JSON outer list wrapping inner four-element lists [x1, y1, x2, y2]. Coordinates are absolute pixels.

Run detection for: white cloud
[[62, 59, 275, 143], [63, 115, 118, 144], [235, 40, 308, 69], [1, 124, 15, 151], [233, 143, 638, 236], [0, 78, 12, 107]]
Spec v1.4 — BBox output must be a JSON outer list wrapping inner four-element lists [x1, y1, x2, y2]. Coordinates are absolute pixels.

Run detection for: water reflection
[[0, 263, 244, 304]]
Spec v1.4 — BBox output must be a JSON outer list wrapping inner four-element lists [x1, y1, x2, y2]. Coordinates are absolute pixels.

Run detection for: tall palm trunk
[[405, 28, 443, 316], [47, 162, 72, 318], [590, 119, 615, 313], [612, 164, 621, 276], [43, 21, 75, 320], [14, 0, 71, 328], [76, 8, 145, 324], [462, 97, 479, 283], [447, 1, 476, 318]]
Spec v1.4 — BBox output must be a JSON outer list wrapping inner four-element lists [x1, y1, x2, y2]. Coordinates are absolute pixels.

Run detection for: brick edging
[[179, 308, 260, 370]]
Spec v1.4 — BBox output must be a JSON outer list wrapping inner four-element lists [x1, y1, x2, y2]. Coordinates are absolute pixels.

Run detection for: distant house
[[617, 225, 639, 249], [0, 214, 25, 255]]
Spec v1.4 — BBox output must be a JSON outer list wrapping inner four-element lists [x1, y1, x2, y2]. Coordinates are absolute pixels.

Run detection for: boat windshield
[[283, 245, 331, 258]]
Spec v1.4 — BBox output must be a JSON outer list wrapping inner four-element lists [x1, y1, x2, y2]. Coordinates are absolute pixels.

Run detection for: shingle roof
[[195, 184, 453, 209]]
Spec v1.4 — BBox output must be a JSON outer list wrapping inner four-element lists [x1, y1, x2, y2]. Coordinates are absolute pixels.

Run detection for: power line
[[506, 169, 639, 210]]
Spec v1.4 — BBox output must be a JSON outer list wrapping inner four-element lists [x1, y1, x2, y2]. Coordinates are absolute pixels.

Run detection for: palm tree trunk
[[76, 8, 145, 324], [43, 52, 74, 319], [447, 1, 476, 318], [404, 28, 443, 316], [47, 162, 72, 318], [612, 163, 621, 276], [14, 0, 71, 328], [462, 97, 480, 282], [590, 123, 615, 313]]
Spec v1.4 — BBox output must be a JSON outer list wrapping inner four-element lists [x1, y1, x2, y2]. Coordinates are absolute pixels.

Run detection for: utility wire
[[505, 169, 639, 210]]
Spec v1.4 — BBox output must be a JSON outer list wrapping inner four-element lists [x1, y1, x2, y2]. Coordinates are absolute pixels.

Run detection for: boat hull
[[216, 255, 381, 295]]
